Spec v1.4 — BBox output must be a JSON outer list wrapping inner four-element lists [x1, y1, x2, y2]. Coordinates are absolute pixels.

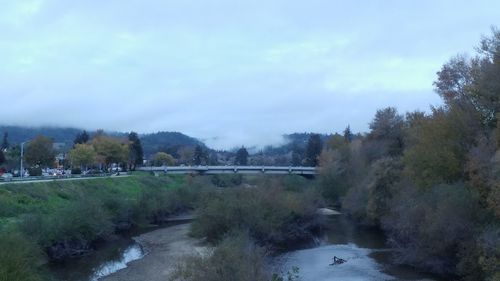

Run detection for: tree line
[[318, 28, 499, 280], [0, 130, 144, 175]]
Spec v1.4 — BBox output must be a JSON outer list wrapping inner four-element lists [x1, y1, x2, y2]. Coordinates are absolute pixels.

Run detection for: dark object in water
[[329, 256, 347, 265]]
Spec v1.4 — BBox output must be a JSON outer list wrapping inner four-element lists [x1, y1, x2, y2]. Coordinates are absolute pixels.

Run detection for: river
[[276, 215, 444, 281], [48, 228, 147, 281], [48, 216, 443, 281]]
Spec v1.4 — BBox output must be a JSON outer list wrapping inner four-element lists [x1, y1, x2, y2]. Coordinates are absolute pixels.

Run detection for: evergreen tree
[[128, 132, 144, 169], [291, 151, 302, 166], [193, 144, 207, 165], [0, 149, 5, 165], [291, 143, 304, 166], [343, 125, 353, 143], [73, 130, 90, 145], [1, 132, 8, 150], [209, 152, 219, 165], [305, 134, 322, 166], [235, 147, 249, 165]]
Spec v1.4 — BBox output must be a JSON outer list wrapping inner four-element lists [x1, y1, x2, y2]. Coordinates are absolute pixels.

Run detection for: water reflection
[[89, 244, 144, 281], [48, 221, 192, 281], [277, 216, 444, 281], [49, 238, 144, 281], [279, 243, 394, 281]]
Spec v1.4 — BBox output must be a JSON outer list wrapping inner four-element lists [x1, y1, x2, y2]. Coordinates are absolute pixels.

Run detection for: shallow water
[[48, 237, 145, 281], [48, 220, 193, 281], [49, 216, 443, 281], [278, 244, 395, 281], [277, 216, 443, 281]]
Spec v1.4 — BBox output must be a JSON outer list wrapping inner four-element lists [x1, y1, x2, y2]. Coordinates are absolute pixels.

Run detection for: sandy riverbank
[[101, 223, 204, 281]]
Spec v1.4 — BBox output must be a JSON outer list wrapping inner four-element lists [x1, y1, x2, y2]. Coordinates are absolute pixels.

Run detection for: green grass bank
[[0, 174, 198, 281]]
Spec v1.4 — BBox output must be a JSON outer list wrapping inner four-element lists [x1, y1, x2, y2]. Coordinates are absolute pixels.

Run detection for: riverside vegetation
[[0, 174, 323, 281], [0, 174, 199, 281], [170, 175, 323, 281], [318, 29, 500, 281]]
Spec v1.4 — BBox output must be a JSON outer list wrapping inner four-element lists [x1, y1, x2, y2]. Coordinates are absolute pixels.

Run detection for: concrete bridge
[[137, 165, 318, 175]]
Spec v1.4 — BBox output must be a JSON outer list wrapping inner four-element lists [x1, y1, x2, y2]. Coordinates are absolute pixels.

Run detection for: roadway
[[0, 174, 130, 185]]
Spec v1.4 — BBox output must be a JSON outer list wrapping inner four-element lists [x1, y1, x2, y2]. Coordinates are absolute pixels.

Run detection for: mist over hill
[[1, 125, 341, 152]]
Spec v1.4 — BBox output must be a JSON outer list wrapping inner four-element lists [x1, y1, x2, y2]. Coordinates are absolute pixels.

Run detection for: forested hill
[[0, 126, 82, 146], [0, 125, 204, 156], [139, 131, 204, 157]]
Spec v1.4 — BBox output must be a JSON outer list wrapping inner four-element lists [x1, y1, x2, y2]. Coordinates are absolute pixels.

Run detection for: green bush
[[382, 183, 482, 276], [342, 157, 403, 225], [210, 174, 243, 187], [0, 229, 45, 281], [191, 184, 321, 250], [479, 227, 500, 281], [133, 183, 200, 225], [71, 167, 81, 175], [18, 197, 114, 260], [0, 175, 196, 261]]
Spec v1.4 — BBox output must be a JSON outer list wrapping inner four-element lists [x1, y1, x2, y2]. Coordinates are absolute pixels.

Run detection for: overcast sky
[[0, 1, 499, 149]]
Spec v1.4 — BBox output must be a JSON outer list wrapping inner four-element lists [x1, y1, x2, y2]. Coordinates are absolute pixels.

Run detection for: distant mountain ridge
[[0, 126, 83, 146], [0, 126, 338, 159], [0, 125, 204, 157], [140, 131, 204, 157]]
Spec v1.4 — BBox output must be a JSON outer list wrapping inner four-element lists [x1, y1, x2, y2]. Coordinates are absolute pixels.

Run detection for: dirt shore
[[101, 223, 203, 281]]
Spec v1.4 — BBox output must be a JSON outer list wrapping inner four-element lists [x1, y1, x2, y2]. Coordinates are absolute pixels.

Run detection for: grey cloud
[[0, 0, 498, 149]]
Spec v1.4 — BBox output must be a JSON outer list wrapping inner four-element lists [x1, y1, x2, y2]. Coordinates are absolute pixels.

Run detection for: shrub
[[382, 182, 482, 276], [190, 184, 321, 250], [100, 192, 135, 230], [0, 229, 45, 281], [133, 184, 200, 225], [341, 182, 369, 222], [319, 143, 368, 206], [479, 227, 500, 281], [364, 157, 403, 224], [0, 175, 198, 262], [210, 174, 243, 187], [169, 232, 270, 281], [19, 198, 114, 260], [70, 168, 82, 175], [342, 157, 403, 225]]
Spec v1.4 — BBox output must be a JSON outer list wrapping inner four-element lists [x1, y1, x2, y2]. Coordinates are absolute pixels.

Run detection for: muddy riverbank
[[101, 223, 205, 281]]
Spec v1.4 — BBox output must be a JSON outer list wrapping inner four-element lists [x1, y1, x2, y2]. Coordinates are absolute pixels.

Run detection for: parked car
[[1, 173, 13, 181], [85, 169, 104, 175]]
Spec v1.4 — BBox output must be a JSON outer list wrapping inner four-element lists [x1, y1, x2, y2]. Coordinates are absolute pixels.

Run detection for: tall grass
[[0, 228, 45, 281]]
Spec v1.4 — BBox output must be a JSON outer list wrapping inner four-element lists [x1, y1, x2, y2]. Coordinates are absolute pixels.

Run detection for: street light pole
[[20, 141, 29, 178]]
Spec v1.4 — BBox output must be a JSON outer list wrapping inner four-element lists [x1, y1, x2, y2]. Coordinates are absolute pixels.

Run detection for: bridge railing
[[137, 165, 317, 175]]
